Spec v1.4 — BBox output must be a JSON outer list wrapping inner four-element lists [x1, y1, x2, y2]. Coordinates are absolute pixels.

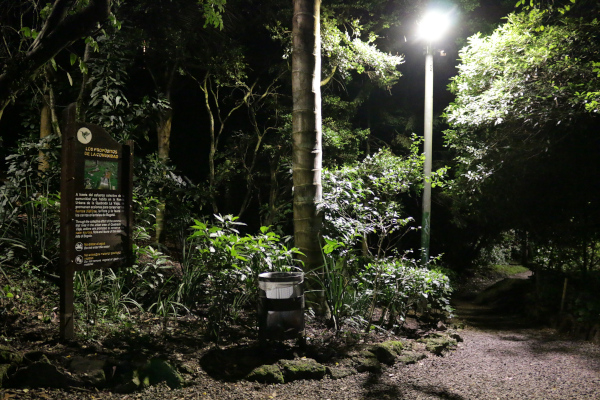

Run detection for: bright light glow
[[418, 11, 451, 42]]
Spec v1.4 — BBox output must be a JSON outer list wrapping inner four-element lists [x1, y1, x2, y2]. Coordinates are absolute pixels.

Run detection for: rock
[[0, 363, 13, 387], [421, 336, 458, 356], [592, 324, 600, 346], [369, 341, 404, 365], [280, 358, 326, 381], [351, 351, 382, 373], [112, 358, 184, 393], [396, 351, 427, 365], [308, 346, 337, 363], [246, 364, 284, 384], [140, 358, 184, 389], [113, 378, 140, 394], [7, 362, 72, 389], [23, 351, 49, 364], [68, 356, 107, 387], [326, 366, 356, 380], [449, 332, 464, 343], [436, 320, 447, 331], [0, 346, 22, 365]]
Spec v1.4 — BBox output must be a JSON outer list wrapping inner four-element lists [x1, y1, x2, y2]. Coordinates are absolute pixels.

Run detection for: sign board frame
[[59, 107, 133, 340]]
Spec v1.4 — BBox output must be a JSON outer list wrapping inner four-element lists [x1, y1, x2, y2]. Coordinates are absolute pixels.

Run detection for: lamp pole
[[421, 43, 434, 266]]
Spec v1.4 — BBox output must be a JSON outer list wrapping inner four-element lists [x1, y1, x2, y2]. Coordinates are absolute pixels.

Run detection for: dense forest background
[[1, 0, 599, 338]]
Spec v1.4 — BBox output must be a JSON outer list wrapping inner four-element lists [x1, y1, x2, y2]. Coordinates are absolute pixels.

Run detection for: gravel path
[[376, 302, 600, 400], [249, 301, 600, 400], [8, 277, 600, 399], [185, 297, 600, 400], [68, 302, 600, 399]]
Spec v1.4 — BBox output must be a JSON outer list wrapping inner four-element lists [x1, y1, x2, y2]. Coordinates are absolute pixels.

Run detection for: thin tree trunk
[[38, 95, 51, 172], [196, 72, 246, 214], [0, 0, 110, 107], [47, 72, 61, 137], [148, 60, 176, 244], [0, 100, 8, 123], [264, 156, 280, 226], [157, 109, 173, 161], [202, 74, 219, 214], [292, 0, 327, 316], [75, 43, 92, 122], [155, 107, 173, 243]]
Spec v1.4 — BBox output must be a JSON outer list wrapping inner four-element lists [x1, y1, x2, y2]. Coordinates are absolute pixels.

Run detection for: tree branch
[[0, 0, 111, 109]]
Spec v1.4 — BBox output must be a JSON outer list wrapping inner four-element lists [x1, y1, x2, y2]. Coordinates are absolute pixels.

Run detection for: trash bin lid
[[258, 271, 304, 283]]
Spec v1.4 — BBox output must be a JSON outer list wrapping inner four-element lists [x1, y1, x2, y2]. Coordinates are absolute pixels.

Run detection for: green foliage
[[476, 230, 522, 267], [74, 241, 180, 336], [445, 8, 600, 171], [359, 258, 453, 330], [316, 239, 453, 332], [320, 18, 404, 89], [268, 13, 404, 89], [134, 154, 202, 242], [200, 0, 226, 29], [320, 143, 447, 257], [183, 215, 301, 340], [0, 135, 61, 272], [443, 5, 600, 268], [317, 238, 364, 331], [533, 237, 600, 274], [86, 28, 162, 143], [322, 96, 370, 166]]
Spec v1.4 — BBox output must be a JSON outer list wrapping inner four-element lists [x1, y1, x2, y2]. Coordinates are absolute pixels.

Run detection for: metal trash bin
[[258, 271, 304, 343]]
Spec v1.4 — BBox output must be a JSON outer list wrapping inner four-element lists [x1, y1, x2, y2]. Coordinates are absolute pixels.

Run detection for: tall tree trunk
[[292, 0, 327, 316]]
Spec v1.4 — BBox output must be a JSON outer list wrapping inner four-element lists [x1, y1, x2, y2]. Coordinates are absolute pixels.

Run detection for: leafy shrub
[[317, 239, 453, 332], [475, 230, 521, 267], [134, 153, 204, 243], [358, 258, 453, 330], [533, 237, 600, 274], [318, 238, 365, 331], [320, 143, 448, 258], [0, 135, 61, 274], [182, 215, 301, 340]]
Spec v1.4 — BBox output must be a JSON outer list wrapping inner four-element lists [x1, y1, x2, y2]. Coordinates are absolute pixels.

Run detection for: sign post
[[60, 106, 133, 340]]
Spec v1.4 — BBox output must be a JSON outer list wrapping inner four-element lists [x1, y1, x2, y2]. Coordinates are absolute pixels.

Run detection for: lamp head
[[418, 10, 451, 43]]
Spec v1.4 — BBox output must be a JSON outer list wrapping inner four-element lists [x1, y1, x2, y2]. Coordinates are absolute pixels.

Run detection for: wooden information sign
[[60, 107, 133, 340]]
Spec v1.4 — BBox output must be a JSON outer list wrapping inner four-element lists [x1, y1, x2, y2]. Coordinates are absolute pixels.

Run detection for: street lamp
[[418, 11, 450, 266]]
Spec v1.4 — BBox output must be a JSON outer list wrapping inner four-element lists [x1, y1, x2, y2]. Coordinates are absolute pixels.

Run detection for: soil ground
[[2, 268, 600, 399]]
